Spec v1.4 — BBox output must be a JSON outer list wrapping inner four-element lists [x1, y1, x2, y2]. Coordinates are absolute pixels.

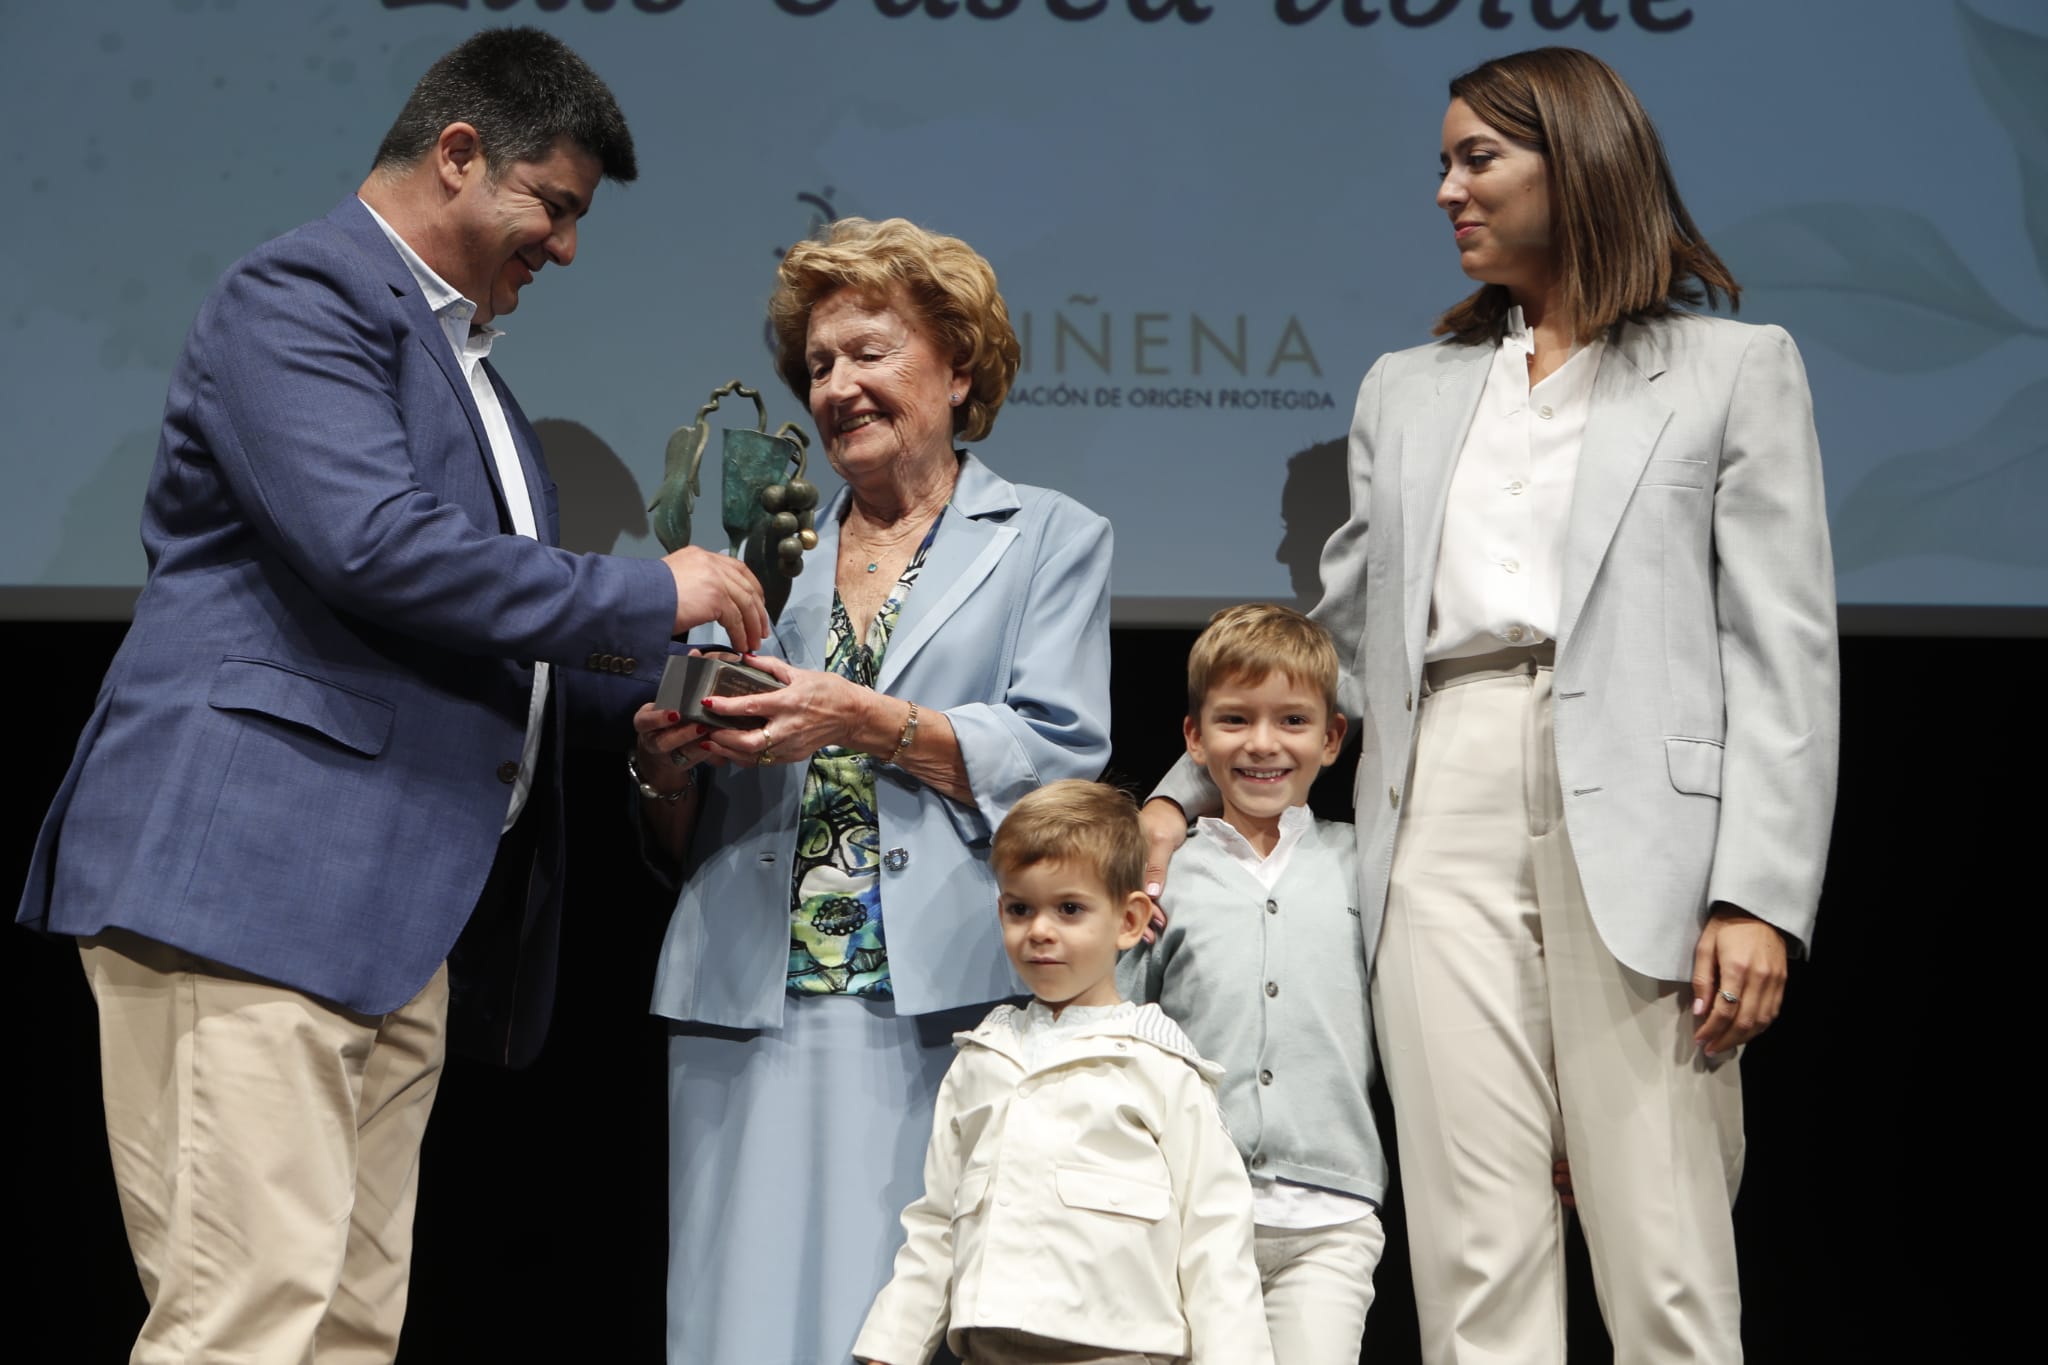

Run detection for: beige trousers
[[81, 928, 449, 1365], [1253, 1212, 1386, 1365], [1371, 665, 1745, 1365]]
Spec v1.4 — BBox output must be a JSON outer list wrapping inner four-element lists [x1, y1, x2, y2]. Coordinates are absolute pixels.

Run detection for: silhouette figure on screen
[[1276, 437, 1347, 607]]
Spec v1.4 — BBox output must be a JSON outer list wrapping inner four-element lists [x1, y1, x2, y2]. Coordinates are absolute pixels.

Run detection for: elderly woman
[[630, 218, 1113, 1365], [1144, 48, 1837, 1364]]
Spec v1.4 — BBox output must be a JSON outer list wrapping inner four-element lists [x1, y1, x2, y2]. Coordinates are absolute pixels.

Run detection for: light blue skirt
[[666, 994, 990, 1365]]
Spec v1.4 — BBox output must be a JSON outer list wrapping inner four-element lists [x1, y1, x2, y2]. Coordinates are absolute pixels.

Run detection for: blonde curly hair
[[769, 217, 1021, 444]]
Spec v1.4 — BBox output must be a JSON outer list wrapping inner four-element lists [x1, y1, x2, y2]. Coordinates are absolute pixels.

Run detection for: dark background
[[8, 622, 2028, 1363]]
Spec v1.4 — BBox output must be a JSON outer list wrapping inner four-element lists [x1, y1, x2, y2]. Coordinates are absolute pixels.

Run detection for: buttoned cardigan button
[[1265, 981, 1279, 998], [1265, 899, 1278, 915], [1259, 1069, 1274, 1085]]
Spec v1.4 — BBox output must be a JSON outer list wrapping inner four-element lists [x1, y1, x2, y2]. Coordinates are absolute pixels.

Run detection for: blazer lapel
[[1401, 346, 1492, 677], [1557, 321, 1673, 646], [333, 197, 515, 534], [875, 454, 1021, 692], [490, 365, 556, 545]]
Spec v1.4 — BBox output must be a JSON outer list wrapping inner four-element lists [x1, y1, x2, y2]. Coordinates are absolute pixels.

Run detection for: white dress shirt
[[362, 199, 551, 831], [1427, 305, 1606, 663], [1197, 806, 1375, 1229]]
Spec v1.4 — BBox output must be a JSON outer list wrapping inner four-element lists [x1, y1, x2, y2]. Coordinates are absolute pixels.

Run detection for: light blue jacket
[[649, 453, 1113, 1028]]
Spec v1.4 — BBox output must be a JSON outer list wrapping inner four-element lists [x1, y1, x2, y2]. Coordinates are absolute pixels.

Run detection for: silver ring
[[1719, 989, 1740, 1005]]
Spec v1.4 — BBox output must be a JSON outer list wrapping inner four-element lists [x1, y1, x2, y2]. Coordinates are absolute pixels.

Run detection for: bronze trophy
[[651, 380, 821, 621]]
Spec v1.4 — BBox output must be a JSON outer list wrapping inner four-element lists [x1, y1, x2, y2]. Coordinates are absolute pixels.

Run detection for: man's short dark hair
[[373, 27, 636, 183]]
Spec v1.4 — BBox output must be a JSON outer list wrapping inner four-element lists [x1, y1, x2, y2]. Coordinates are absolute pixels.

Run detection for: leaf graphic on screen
[[1957, 2, 2048, 283], [1833, 376, 2048, 570], [1714, 203, 2041, 372]]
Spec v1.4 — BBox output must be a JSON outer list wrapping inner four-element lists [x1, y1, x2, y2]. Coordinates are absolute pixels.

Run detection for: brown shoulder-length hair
[[768, 217, 1021, 444], [1434, 47, 1739, 346]]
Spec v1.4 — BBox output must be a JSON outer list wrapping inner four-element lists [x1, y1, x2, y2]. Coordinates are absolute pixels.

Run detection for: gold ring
[[757, 745, 776, 767]]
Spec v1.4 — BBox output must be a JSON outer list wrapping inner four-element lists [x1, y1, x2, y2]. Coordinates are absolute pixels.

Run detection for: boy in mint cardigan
[[1120, 604, 1388, 1365]]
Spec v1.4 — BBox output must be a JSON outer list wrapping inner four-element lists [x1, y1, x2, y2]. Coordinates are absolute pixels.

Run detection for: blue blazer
[[18, 198, 677, 1062], [648, 454, 1113, 1029]]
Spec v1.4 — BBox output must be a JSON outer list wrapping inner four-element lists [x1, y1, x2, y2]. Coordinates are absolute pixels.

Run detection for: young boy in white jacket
[[854, 780, 1273, 1365]]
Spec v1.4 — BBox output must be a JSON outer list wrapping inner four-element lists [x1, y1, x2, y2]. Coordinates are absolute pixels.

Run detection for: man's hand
[[1690, 903, 1789, 1056], [664, 545, 769, 653], [1137, 798, 1190, 941]]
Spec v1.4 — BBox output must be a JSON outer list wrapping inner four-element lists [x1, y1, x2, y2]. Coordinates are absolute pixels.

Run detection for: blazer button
[[586, 651, 602, 669], [883, 848, 909, 872], [621, 656, 637, 673], [1389, 786, 1400, 809], [496, 761, 520, 784]]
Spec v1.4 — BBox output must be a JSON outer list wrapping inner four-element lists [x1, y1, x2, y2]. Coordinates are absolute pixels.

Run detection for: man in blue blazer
[[16, 29, 766, 1363]]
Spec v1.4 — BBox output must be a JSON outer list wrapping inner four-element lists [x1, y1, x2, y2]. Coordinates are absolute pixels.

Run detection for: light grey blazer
[[651, 452, 1113, 1029], [1162, 313, 1839, 983]]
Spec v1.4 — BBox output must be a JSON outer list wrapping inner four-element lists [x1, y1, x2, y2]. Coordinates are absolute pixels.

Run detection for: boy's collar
[[1197, 804, 1313, 859]]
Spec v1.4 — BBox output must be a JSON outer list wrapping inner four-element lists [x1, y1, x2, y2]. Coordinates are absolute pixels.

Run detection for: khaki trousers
[[1371, 665, 1745, 1365], [81, 928, 449, 1365], [1253, 1212, 1386, 1365]]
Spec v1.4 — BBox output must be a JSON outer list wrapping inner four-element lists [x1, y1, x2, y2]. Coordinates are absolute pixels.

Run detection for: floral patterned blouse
[[786, 522, 939, 997]]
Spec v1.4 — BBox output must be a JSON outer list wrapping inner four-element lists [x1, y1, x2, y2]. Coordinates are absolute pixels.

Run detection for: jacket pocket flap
[[1642, 457, 1710, 488], [208, 657, 395, 757], [953, 1168, 991, 1219], [1054, 1165, 1170, 1222], [1664, 736, 1723, 797]]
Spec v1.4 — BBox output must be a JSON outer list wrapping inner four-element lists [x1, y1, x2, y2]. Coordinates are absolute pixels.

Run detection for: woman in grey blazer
[[629, 219, 1113, 1364], [1145, 48, 1837, 1363]]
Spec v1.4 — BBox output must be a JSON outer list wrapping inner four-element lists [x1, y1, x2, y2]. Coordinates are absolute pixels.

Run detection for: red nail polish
[[667, 711, 681, 723]]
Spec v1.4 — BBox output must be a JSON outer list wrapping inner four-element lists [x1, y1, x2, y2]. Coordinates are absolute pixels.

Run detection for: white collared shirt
[[361, 198, 551, 832], [1196, 804, 1375, 1229], [1427, 305, 1606, 663], [1193, 804, 1313, 892]]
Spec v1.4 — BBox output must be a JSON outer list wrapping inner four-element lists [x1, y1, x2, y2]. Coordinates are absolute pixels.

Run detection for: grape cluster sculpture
[[651, 380, 820, 619]]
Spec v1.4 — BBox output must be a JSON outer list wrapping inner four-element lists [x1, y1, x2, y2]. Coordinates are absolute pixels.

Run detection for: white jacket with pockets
[[853, 1002, 1274, 1365]]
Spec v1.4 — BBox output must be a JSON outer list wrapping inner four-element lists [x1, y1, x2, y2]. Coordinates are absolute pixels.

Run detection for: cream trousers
[[1372, 665, 1745, 1364]]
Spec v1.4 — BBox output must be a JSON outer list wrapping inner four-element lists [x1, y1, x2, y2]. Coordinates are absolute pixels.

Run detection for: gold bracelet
[[883, 701, 920, 765]]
